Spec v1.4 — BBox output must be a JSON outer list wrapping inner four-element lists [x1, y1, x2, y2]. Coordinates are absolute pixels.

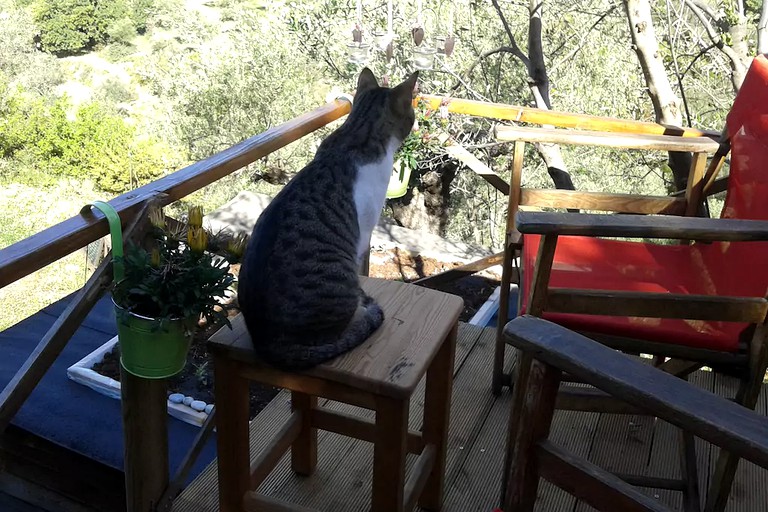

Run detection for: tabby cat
[[237, 68, 419, 371]]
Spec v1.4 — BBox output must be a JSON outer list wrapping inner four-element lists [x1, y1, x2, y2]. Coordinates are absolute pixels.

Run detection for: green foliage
[[33, 0, 152, 53], [112, 205, 238, 327], [0, 3, 63, 94], [141, 9, 327, 162], [0, 82, 170, 192], [395, 98, 448, 181], [34, 0, 97, 53], [107, 17, 138, 45]]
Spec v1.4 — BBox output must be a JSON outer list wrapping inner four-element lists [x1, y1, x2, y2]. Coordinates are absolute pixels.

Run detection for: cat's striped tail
[[251, 302, 384, 371]]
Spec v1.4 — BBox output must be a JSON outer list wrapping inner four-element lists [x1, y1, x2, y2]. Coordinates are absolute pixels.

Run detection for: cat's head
[[352, 68, 420, 144]]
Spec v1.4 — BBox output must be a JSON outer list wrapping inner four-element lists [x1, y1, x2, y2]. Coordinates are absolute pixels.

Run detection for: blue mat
[[0, 292, 217, 484]]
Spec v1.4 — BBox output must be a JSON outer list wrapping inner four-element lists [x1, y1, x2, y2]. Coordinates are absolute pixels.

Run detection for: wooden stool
[[209, 277, 464, 512]]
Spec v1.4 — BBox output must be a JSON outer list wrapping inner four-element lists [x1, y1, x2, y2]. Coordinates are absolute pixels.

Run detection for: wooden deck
[[171, 323, 768, 512]]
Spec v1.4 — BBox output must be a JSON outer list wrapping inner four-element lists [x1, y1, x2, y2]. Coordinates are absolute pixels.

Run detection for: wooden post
[[213, 356, 251, 512], [121, 366, 169, 512]]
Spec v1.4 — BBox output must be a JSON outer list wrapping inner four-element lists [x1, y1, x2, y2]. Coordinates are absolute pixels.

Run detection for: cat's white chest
[[352, 139, 398, 262]]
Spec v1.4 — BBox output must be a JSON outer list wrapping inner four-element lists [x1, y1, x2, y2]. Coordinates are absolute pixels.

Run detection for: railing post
[[121, 366, 169, 512]]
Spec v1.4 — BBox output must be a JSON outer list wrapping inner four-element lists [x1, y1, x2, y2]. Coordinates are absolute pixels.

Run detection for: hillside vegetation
[[1, 0, 762, 329]]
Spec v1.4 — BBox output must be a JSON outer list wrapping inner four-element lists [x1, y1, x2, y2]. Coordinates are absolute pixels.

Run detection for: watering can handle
[[82, 201, 124, 283]]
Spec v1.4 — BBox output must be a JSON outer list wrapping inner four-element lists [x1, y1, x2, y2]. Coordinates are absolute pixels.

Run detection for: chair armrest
[[495, 125, 720, 153], [503, 315, 768, 469], [516, 210, 768, 242]]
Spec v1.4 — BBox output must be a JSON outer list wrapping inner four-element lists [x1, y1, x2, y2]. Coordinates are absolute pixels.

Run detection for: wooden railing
[[0, 98, 351, 512], [0, 99, 351, 290], [0, 92, 726, 512]]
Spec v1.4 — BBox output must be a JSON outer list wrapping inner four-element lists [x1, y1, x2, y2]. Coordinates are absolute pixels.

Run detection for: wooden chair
[[208, 276, 464, 512], [492, 123, 724, 394], [494, 55, 768, 512], [500, 315, 768, 512]]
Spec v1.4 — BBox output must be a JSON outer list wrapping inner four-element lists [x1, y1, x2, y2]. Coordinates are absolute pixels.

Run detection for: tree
[[624, 0, 691, 192], [682, 0, 754, 93], [760, 1, 768, 53], [489, 0, 575, 191], [33, 0, 147, 54]]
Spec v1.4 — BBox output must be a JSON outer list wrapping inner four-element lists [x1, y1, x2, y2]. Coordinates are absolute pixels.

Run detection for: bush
[[0, 83, 172, 192], [141, 9, 327, 163], [107, 17, 137, 45], [34, 0, 99, 53], [33, 0, 151, 53]]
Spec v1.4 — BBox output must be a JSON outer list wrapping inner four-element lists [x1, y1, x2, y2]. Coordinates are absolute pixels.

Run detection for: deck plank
[[171, 324, 768, 512]]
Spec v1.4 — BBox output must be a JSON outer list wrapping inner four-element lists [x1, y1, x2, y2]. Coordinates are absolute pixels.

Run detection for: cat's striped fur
[[237, 68, 419, 371]]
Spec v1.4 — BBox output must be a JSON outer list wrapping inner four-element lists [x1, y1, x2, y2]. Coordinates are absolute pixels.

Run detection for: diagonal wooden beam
[[0, 197, 159, 435]]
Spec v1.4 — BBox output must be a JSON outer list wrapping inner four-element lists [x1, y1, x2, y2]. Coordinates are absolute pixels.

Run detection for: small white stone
[[168, 393, 184, 404], [183, 396, 194, 406], [190, 400, 207, 412], [204, 404, 214, 414]]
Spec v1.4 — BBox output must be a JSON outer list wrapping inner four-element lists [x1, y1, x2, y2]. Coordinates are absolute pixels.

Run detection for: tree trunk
[[728, 7, 750, 90], [683, 0, 751, 93], [624, 0, 690, 192], [388, 163, 457, 235], [489, 0, 575, 191], [758, 1, 768, 55], [527, 0, 576, 191]]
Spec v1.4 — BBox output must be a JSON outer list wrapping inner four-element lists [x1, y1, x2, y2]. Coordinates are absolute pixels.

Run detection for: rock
[[204, 404, 214, 414], [183, 396, 194, 406], [168, 393, 184, 404], [190, 400, 206, 412]]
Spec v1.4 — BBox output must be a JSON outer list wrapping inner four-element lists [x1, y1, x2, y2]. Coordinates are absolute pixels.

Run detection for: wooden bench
[[208, 277, 464, 512], [500, 315, 768, 512]]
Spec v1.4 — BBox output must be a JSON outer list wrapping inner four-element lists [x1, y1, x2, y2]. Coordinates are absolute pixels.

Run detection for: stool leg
[[419, 324, 457, 511], [291, 391, 317, 476], [372, 396, 409, 512], [213, 356, 250, 512]]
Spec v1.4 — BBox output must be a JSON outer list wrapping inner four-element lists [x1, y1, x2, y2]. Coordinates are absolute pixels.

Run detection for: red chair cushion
[[518, 56, 768, 353], [520, 235, 750, 351]]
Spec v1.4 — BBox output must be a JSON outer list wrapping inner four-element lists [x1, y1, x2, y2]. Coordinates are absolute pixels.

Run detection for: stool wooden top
[[208, 277, 464, 399]]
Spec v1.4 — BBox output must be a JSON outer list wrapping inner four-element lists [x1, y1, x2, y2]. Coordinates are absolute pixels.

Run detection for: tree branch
[[551, 5, 618, 73], [689, 0, 720, 21], [457, 46, 525, 87], [490, 0, 532, 71], [759, 1, 768, 55], [528, 0, 551, 108], [666, 0, 692, 127], [683, 0, 748, 92]]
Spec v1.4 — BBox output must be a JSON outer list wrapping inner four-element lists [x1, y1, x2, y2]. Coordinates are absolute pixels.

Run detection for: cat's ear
[[356, 68, 379, 96], [390, 71, 419, 113]]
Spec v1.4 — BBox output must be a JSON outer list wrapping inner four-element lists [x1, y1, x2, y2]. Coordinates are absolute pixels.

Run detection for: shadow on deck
[[167, 323, 768, 512]]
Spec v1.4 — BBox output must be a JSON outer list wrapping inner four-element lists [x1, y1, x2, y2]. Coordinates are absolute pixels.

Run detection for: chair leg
[[501, 354, 562, 512], [290, 391, 317, 476], [493, 249, 515, 395], [213, 356, 251, 512], [372, 396, 409, 512], [679, 429, 701, 512], [419, 325, 457, 511], [704, 325, 768, 512]]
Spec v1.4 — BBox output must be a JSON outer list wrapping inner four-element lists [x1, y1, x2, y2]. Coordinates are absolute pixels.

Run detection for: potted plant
[[387, 98, 448, 199], [89, 201, 241, 379]]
